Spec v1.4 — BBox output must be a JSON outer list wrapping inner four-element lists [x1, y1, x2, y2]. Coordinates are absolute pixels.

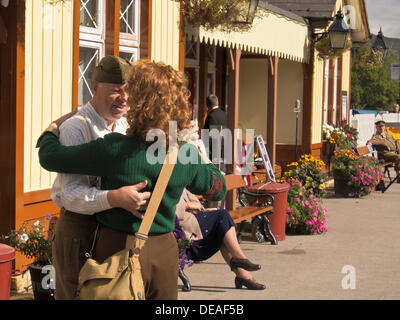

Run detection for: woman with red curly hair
[[38, 61, 226, 300]]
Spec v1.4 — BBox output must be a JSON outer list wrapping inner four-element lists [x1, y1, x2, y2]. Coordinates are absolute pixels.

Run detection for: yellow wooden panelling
[[151, 0, 180, 69], [312, 52, 325, 144], [24, 0, 74, 193], [341, 50, 351, 93]]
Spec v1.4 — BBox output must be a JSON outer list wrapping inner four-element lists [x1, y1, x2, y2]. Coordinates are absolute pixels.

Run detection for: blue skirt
[[189, 209, 235, 261]]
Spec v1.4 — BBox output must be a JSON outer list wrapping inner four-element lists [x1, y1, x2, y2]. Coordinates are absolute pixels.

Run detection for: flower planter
[[28, 265, 55, 300], [333, 169, 350, 196], [322, 142, 335, 158]]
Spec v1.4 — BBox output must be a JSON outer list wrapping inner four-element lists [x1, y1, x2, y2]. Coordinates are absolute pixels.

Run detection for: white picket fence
[[350, 112, 400, 147]]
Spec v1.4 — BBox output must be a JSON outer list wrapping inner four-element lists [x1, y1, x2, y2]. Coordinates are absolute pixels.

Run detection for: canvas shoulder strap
[[135, 144, 179, 240]]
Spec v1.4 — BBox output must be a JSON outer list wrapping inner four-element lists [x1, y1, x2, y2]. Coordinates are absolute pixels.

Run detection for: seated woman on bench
[[176, 189, 266, 290]]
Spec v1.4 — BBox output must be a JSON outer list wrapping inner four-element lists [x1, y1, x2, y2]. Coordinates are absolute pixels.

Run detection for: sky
[[365, 0, 400, 38]]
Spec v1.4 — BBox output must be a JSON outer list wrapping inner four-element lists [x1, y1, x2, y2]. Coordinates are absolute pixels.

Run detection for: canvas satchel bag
[[77, 144, 179, 300]]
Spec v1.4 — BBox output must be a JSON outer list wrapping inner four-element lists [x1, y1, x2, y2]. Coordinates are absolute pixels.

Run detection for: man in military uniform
[[368, 120, 400, 183]]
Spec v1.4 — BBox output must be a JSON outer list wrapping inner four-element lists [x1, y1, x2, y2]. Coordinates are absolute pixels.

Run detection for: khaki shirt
[[368, 131, 400, 154]]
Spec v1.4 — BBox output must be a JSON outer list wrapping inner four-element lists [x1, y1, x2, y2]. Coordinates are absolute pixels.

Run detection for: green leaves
[[351, 47, 399, 110], [0, 219, 52, 267]]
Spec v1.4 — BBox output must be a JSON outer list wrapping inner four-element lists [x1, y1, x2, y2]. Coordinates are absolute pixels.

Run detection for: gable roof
[[266, 0, 336, 19], [369, 33, 400, 60]]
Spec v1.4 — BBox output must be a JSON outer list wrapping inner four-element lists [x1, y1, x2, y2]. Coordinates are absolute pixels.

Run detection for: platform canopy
[[186, 7, 311, 64]]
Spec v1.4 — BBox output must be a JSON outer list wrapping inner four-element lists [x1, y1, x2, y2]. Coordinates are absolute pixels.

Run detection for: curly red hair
[[125, 60, 192, 141]]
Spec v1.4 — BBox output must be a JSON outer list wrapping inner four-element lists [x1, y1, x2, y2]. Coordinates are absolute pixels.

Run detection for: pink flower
[[296, 198, 301, 203]]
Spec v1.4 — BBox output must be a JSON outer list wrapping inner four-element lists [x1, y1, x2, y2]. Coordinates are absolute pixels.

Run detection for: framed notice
[[342, 91, 348, 121], [391, 64, 400, 81], [256, 135, 276, 182]]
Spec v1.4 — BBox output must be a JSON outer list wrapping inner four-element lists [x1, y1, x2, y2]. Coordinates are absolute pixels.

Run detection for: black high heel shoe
[[230, 258, 261, 272], [235, 277, 266, 290]]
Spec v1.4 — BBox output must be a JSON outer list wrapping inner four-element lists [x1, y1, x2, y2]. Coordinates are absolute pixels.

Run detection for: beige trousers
[[51, 210, 98, 300]]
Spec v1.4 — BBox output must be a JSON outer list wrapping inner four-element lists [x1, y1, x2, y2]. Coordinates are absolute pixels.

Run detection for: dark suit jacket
[[204, 107, 227, 159], [204, 107, 227, 130]]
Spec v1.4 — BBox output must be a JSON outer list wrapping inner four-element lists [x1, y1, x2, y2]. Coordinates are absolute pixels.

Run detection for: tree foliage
[[351, 47, 399, 111]]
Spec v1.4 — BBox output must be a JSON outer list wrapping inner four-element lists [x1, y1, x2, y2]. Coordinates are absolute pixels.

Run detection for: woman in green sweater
[[38, 61, 226, 300]]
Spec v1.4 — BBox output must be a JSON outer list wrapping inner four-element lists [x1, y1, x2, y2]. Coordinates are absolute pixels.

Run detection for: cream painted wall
[[341, 50, 351, 119], [151, 0, 181, 69], [342, 50, 351, 92], [276, 59, 304, 145], [312, 52, 325, 144], [238, 59, 304, 145], [24, 0, 74, 192], [238, 59, 269, 140]]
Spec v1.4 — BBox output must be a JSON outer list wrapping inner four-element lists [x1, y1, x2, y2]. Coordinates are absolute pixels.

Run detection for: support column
[[267, 56, 279, 170], [105, 0, 121, 56], [336, 57, 343, 124], [0, 0, 25, 238], [198, 42, 208, 129], [328, 58, 335, 124], [225, 48, 241, 211], [140, 0, 152, 60], [302, 61, 314, 155]]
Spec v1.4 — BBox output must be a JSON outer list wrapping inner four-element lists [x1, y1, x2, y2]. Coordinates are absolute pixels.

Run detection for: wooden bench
[[356, 146, 395, 193], [224, 174, 276, 244]]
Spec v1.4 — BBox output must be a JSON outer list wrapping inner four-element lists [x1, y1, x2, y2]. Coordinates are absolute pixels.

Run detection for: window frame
[[119, 0, 140, 46], [78, 40, 104, 105], [79, 0, 106, 42]]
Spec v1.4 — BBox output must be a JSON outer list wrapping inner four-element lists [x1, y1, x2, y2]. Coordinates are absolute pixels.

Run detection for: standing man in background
[[204, 95, 227, 163], [204, 94, 227, 131]]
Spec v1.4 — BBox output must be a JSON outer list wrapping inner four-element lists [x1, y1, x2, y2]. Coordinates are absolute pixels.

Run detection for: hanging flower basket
[[182, 0, 261, 33], [315, 34, 352, 59]]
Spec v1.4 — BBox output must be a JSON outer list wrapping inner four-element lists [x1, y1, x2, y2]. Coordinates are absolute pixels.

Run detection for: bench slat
[[225, 174, 246, 191], [230, 205, 273, 223]]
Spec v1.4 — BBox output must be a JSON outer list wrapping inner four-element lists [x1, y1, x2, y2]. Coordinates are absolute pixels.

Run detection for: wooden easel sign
[[256, 135, 276, 182]]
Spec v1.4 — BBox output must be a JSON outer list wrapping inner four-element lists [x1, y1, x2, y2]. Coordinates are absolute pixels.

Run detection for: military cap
[[92, 56, 133, 84], [375, 120, 386, 126]]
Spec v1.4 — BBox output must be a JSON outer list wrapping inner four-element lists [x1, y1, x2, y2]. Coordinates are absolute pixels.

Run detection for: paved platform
[[178, 176, 400, 300]]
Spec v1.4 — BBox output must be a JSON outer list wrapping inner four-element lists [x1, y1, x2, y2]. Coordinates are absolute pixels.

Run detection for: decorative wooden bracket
[[268, 56, 279, 77], [229, 48, 235, 71]]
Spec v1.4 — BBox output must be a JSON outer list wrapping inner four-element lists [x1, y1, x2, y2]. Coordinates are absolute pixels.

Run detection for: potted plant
[[283, 154, 327, 199], [284, 178, 328, 235], [182, 0, 262, 32], [1, 215, 55, 300], [315, 34, 352, 59], [333, 149, 384, 197]]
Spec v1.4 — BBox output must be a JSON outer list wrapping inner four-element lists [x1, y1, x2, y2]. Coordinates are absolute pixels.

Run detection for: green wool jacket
[[39, 132, 226, 234]]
